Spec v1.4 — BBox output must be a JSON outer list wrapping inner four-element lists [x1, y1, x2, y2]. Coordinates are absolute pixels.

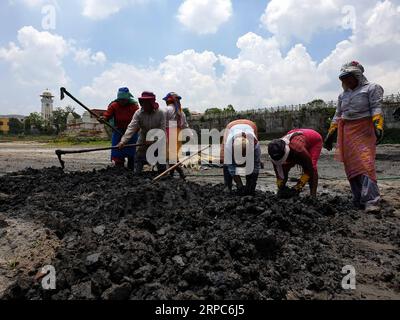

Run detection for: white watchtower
[[41, 90, 54, 122]]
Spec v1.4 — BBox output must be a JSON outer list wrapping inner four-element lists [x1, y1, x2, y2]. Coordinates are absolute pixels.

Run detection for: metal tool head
[[55, 150, 65, 170], [60, 87, 66, 100]]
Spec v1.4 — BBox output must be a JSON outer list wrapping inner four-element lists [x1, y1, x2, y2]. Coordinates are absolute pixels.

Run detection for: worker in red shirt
[[268, 129, 323, 197], [99, 87, 139, 169]]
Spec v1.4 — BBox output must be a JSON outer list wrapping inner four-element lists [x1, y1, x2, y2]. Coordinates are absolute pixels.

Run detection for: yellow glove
[[373, 114, 384, 131], [294, 174, 310, 192], [327, 122, 338, 135], [277, 179, 285, 190], [373, 114, 384, 144], [324, 123, 338, 151]]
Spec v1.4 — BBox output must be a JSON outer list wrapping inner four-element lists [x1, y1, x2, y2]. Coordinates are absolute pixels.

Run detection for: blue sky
[[0, 0, 399, 114]]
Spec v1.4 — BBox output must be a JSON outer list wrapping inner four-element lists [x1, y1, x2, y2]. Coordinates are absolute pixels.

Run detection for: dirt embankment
[[0, 168, 399, 300]]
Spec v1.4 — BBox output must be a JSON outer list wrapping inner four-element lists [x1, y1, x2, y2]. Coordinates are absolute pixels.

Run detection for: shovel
[[56, 143, 145, 169]]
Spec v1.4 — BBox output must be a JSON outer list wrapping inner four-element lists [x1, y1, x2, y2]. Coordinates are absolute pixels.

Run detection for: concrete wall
[[190, 101, 400, 138]]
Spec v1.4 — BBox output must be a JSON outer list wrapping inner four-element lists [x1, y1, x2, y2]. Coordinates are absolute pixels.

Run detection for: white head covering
[[339, 61, 369, 89], [269, 132, 302, 179]]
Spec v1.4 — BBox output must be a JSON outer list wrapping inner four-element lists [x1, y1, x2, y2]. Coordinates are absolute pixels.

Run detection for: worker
[[163, 92, 189, 179], [268, 129, 323, 197], [117, 91, 167, 174], [100, 87, 139, 169], [221, 120, 261, 196], [324, 61, 384, 212]]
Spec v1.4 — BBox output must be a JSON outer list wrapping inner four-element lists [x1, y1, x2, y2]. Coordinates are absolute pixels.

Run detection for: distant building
[[0, 117, 10, 134], [190, 111, 204, 121], [0, 115, 26, 123], [41, 90, 54, 122], [65, 109, 108, 138]]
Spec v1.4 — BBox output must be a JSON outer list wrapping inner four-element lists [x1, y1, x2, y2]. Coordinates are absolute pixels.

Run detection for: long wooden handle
[[153, 145, 210, 182], [61, 87, 123, 136], [57, 143, 144, 155]]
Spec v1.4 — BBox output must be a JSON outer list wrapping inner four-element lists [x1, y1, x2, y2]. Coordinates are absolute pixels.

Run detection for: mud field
[[0, 142, 400, 300]]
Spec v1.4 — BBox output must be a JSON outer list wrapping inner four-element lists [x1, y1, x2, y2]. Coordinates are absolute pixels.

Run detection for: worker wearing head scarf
[[163, 92, 189, 179], [268, 129, 323, 197], [100, 87, 139, 169], [117, 91, 167, 174], [221, 120, 261, 196], [324, 61, 384, 212]]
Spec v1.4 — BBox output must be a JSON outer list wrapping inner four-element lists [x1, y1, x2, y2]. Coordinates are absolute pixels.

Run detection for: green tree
[[8, 118, 24, 135], [26, 112, 45, 133], [52, 106, 81, 134], [183, 108, 191, 118], [205, 107, 222, 115], [306, 99, 326, 109], [224, 105, 236, 113]]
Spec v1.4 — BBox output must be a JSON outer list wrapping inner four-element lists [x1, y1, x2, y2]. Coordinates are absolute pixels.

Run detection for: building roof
[[0, 114, 27, 119], [41, 90, 54, 98], [90, 109, 107, 117]]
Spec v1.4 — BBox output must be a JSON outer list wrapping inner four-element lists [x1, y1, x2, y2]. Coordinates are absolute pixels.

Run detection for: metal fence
[[198, 93, 400, 121]]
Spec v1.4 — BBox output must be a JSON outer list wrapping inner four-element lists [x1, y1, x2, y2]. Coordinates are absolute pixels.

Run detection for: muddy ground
[[0, 142, 400, 300]]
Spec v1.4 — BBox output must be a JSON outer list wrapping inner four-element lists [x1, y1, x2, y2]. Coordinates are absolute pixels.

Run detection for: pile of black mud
[[0, 167, 399, 300]]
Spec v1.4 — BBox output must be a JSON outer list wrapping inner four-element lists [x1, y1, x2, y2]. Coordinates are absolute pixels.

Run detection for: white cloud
[[0, 26, 69, 87], [81, 1, 400, 111], [82, 0, 148, 20], [73, 49, 107, 66], [260, 0, 398, 44], [2, 1, 400, 115], [0, 26, 108, 114], [177, 0, 233, 35]]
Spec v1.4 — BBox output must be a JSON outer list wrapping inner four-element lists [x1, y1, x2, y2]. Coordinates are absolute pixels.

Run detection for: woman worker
[[221, 120, 261, 196], [117, 91, 167, 174], [163, 92, 189, 179], [268, 129, 323, 197], [324, 61, 384, 212], [100, 87, 139, 169]]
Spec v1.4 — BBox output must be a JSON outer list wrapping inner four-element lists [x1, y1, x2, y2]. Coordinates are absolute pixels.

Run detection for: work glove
[[117, 141, 126, 150], [277, 178, 285, 190], [323, 123, 338, 151], [373, 114, 384, 145], [98, 116, 106, 123], [294, 173, 311, 193]]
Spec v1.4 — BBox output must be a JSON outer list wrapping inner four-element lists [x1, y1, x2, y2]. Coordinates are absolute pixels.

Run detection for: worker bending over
[[268, 129, 323, 197], [221, 120, 261, 196], [118, 92, 167, 174]]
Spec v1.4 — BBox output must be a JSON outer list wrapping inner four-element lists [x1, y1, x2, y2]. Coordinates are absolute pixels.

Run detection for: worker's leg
[[349, 176, 363, 209], [127, 157, 135, 171], [360, 175, 381, 211], [176, 166, 186, 180], [245, 172, 259, 195], [112, 157, 125, 168], [223, 165, 233, 191], [135, 145, 147, 175]]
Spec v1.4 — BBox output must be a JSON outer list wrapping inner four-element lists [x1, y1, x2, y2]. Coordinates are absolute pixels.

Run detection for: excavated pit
[[0, 167, 399, 300]]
